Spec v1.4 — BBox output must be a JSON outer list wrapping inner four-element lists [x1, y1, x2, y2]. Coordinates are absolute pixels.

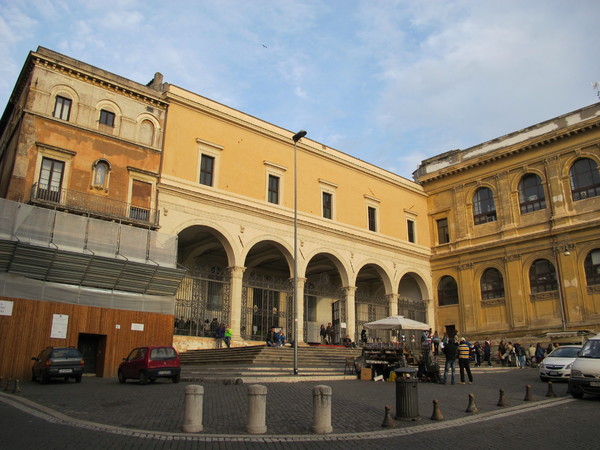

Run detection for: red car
[[118, 346, 181, 384]]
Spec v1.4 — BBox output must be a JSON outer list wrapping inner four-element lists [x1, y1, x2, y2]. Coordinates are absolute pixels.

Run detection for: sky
[[1, 0, 599, 180]]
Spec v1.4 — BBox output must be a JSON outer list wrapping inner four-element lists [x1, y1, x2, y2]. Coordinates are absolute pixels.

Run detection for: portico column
[[228, 266, 246, 340], [344, 286, 357, 341], [387, 293, 399, 317], [296, 277, 306, 344], [387, 293, 399, 342]]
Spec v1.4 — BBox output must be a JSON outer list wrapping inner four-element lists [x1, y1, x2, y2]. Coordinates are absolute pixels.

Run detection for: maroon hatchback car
[[118, 346, 181, 384]]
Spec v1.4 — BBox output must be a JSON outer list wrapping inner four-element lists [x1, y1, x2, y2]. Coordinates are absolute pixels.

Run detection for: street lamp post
[[292, 130, 307, 376]]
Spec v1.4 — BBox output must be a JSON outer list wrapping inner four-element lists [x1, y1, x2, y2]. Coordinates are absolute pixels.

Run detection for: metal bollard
[[312, 385, 333, 434], [246, 384, 267, 434], [182, 385, 204, 433]]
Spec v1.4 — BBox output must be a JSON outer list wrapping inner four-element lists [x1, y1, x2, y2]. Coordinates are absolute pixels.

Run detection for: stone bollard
[[246, 385, 267, 434], [497, 389, 508, 407], [12, 379, 21, 394], [430, 399, 444, 421], [4, 378, 12, 392], [465, 393, 479, 413], [545, 381, 557, 398], [182, 385, 204, 433], [381, 405, 395, 428], [524, 384, 534, 402], [312, 385, 333, 434]]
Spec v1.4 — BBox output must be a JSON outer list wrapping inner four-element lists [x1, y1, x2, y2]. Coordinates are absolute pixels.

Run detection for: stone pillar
[[296, 277, 306, 344], [312, 385, 333, 434], [228, 266, 246, 340], [246, 384, 267, 434], [182, 385, 204, 433], [344, 286, 357, 341], [387, 293, 399, 342]]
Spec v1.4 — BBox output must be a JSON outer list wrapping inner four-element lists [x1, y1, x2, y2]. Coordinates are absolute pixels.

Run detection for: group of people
[[319, 323, 335, 345], [208, 318, 233, 348], [440, 336, 474, 385], [266, 327, 287, 347]]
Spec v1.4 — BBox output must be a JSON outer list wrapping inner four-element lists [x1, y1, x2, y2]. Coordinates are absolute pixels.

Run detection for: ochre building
[[414, 104, 600, 341]]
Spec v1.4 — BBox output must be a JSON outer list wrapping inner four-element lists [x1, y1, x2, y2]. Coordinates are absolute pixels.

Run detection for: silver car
[[539, 345, 582, 382]]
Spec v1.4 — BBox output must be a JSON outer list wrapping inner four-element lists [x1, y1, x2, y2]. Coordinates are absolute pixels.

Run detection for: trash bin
[[394, 367, 419, 420]]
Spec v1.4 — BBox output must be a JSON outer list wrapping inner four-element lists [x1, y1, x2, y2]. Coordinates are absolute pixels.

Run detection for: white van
[[568, 332, 600, 399]]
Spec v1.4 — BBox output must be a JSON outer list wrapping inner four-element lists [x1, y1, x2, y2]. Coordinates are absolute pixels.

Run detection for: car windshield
[[548, 347, 581, 358], [579, 340, 600, 359], [51, 348, 81, 358], [150, 347, 176, 360]]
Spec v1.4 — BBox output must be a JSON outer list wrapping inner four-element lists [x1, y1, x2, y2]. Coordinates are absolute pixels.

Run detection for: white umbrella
[[363, 315, 430, 331]]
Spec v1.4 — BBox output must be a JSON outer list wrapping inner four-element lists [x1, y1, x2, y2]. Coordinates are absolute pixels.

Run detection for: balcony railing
[[30, 184, 159, 228]]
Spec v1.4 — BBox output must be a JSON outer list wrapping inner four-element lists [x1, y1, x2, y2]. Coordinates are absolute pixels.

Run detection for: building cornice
[[32, 48, 168, 109], [416, 105, 600, 185]]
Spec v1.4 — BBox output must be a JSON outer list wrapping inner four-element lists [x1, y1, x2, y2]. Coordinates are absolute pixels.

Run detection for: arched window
[[140, 120, 155, 146], [529, 259, 557, 293], [570, 158, 600, 201], [480, 268, 505, 299], [473, 187, 497, 225], [92, 160, 110, 190], [518, 173, 546, 213], [584, 249, 600, 286], [438, 276, 459, 306]]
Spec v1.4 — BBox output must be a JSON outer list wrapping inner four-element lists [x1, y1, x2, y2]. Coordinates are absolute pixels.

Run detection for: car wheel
[[571, 391, 584, 399], [539, 376, 549, 382], [172, 374, 180, 384], [31, 371, 37, 382], [40, 374, 49, 385], [139, 371, 149, 385], [118, 370, 126, 384], [75, 374, 82, 383], [149, 378, 156, 384]]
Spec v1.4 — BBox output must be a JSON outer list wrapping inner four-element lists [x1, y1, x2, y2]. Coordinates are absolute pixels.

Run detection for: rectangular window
[[130, 179, 152, 222], [407, 219, 415, 243], [268, 174, 280, 204], [368, 206, 377, 232], [53, 96, 72, 121], [200, 154, 215, 186], [437, 218, 450, 244], [37, 157, 64, 203], [99, 109, 115, 127], [322, 192, 332, 219]]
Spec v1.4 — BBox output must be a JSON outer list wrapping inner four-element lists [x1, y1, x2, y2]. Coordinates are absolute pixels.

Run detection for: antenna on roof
[[593, 82, 600, 100]]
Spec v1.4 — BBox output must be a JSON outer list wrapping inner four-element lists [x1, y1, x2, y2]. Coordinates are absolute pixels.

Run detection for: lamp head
[[292, 130, 307, 142]]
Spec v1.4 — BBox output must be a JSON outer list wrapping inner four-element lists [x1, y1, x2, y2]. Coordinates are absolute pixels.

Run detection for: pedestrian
[[276, 328, 287, 346], [224, 325, 232, 348], [484, 339, 492, 366], [215, 323, 225, 348], [441, 337, 459, 385], [498, 340, 507, 366], [458, 338, 473, 384], [320, 324, 327, 344], [432, 330, 440, 355], [266, 326, 277, 347], [473, 341, 483, 366], [515, 343, 526, 368], [361, 328, 368, 346], [535, 342, 546, 363], [326, 322, 334, 345]]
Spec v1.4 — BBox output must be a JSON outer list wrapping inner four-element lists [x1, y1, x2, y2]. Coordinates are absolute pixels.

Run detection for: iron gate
[[174, 266, 230, 337], [240, 273, 292, 341]]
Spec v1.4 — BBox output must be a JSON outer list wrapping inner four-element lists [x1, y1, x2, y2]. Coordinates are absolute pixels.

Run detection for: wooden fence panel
[[0, 296, 174, 380]]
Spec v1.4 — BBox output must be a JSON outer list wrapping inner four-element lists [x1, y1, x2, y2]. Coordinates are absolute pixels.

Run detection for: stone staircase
[[180, 345, 363, 383]]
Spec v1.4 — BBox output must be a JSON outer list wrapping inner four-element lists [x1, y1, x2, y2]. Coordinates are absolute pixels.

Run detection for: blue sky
[[1, 0, 599, 180]]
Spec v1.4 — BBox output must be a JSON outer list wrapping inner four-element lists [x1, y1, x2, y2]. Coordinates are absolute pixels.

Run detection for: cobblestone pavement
[[1, 366, 599, 448]]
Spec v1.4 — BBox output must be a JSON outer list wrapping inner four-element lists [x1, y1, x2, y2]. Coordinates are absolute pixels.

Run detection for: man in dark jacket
[[441, 338, 459, 385]]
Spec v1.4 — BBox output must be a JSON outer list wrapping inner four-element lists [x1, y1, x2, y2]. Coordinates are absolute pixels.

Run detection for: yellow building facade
[[159, 85, 433, 347], [414, 103, 600, 340]]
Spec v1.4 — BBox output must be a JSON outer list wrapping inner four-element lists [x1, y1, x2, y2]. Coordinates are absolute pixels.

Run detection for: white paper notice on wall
[[51, 314, 69, 339], [0, 300, 14, 316], [131, 323, 144, 331]]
